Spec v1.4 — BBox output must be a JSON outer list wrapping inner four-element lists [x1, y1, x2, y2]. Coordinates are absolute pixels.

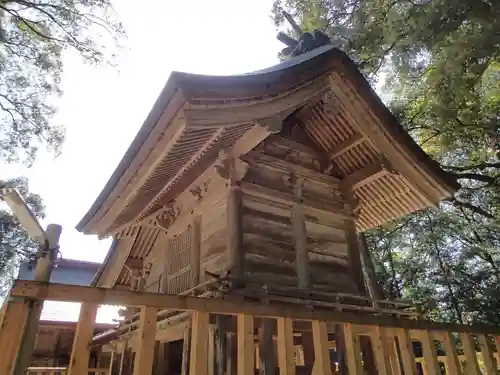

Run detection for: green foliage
[[0, 177, 45, 297], [273, 0, 500, 325], [0, 0, 125, 165]]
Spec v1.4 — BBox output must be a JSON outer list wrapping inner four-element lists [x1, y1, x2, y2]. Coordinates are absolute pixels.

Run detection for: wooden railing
[[26, 368, 109, 375], [3, 280, 500, 375]]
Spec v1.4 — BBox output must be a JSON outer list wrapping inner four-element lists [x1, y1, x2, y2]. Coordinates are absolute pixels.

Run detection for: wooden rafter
[[340, 158, 394, 192], [331, 133, 365, 159], [137, 127, 225, 221]]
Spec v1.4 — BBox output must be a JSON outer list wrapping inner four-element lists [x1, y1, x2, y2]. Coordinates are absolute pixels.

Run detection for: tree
[[0, 177, 45, 298], [0, 0, 125, 165], [272, 0, 500, 325]]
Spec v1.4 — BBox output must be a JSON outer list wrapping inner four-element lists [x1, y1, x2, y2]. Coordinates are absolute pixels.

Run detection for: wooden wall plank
[[68, 303, 98, 375], [311, 320, 332, 375], [277, 317, 295, 375], [237, 314, 255, 375], [189, 311, 209, 375], [133, 307, 158, 375]]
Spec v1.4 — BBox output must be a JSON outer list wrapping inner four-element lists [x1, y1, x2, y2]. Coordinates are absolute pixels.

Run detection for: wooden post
[[277, 317, 295, 375], [14, 224, 62, 375], [181, 318, 192, 375], [461, 333, 481, 375], [343, 323, 363, 375], [133, 307, 157, 375], [420, 330, 440, 375], [208, 325, 216, 375], [343, 219, 365, 295], [259, 317, 276, 375], [190, 216, 201, 288], [369, 327, 391, 375], [291, 177, 309, 289], [396, 329, 417, 375], [189, 311, 209, 375], [68, 302, 99, 375], [215, 315, 228, 375], [311, 320, 332, 375], [237, 314, 255, 375], [227, 186, 243, 281], [441, 332, 461, 375], [477, 334, 497, 375], [358, 233, 382, 305], [0, 299, 30, 375]]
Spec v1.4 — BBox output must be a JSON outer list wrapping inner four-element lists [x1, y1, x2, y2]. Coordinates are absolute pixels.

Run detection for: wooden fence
[[3, 280, 500, 375]]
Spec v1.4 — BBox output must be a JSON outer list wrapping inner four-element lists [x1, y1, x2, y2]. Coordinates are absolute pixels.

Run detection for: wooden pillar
[[343, 218, 365, 295], [396, 329, 417, 375], [181, 318, 192, 375], [154, 341, 170, 375], [277, 317, 295, 375], [0, 299, 30, 375], [68, 302, 99, 375], [237, 314, 255, 375], [133, 307, 158, 375], [370, 327, 391, 375], [460, 333, 481, 375], [215, 316, 228, 375], [291, 177, 309, 289], [441, 332, 460, 375], [343, 323, 363, 375], [14, 224, 62, 375], [190, 216, 202, 288], [227, 186, 243, 281], [477, 334, 497, 375], [189, 311, 209, 375], [420, 331, 440, 375], [311, 321, 332, 375], [259, 318, 276, 375], [358, 233, 383, 305]]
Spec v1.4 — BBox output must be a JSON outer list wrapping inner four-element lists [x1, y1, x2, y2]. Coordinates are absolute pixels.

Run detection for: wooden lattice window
[[166, 226, 193, 294]]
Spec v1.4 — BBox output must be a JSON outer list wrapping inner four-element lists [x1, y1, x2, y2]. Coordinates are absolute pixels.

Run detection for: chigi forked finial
[[276, 11, 331, 57]]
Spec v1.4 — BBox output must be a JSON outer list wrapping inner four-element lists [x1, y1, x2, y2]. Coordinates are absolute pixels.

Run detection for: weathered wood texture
[[240, 136, 361, 293]]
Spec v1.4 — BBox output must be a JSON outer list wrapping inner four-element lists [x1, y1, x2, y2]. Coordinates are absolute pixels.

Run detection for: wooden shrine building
[[71, 43, 465, 374]]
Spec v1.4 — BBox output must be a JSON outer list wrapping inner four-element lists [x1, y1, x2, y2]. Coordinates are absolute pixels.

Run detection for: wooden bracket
[[214, 150, 249, 185], [155, 202, 182, 231]]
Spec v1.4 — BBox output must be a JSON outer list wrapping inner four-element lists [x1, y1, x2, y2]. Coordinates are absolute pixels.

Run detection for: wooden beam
[[291, 177, 309, 289], [189, 311, 210, 375], [68, 303, 98, 375], [11, 280, 500, 335], [0, 300, 29, 375], [133, 307, 157, 375], [276, 317, 295, 375], [370, 327, 391, 375], [340, 160, 389, 192], [237, 314, 255, 375], [227, 186, 243, 280], [331, 133, 365, 159]]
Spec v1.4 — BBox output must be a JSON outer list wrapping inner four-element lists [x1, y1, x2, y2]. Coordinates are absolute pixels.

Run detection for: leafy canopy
[[272, 0, 500, 325], [0, 0, 125, 165]]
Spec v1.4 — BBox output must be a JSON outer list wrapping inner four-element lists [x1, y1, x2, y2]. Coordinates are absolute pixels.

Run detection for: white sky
[[4, 0, 282, 262], [2, 0, 283, 322]]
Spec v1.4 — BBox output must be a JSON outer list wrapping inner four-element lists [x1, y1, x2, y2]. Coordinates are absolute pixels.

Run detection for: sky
[[2, 0, 283, 321]]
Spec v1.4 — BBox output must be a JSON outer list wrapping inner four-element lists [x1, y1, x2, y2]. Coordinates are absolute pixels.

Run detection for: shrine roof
[[76, 46, 458, 237]]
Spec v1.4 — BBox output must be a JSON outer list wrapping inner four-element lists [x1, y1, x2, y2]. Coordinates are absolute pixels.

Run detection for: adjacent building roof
[[76, 45, 458, 237]]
